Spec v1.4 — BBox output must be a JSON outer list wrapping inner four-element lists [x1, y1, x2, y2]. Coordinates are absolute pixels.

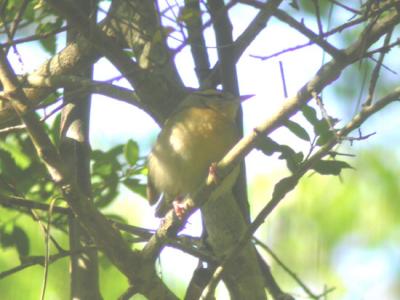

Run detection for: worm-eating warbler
[[147, 89, 250, 217]]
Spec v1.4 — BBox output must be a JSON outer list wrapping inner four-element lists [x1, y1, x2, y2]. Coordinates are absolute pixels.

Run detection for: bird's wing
[[155, 195, 171, 218], [146, 174, 161, 205]]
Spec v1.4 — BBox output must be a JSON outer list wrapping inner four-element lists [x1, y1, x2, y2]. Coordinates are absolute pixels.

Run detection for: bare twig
[[1, 0, 29, 58], [0, 26, 68, 48], [0, 195, 70, 215], [40, 198, 56, 300], [0, 123, 26, 134], [254, 238, 320, 299], [200, 84, 400, 299], [249, 0, 400, 62], [250, 41, 313, 61], [240, 0, 345, 59], [365, 29, 394, 106], [0, 248, 93, 280], [312, 0, 324, 36], [279, 60, 287, 98], [312, 91, 337, 133], [328, 0, 360, 14]]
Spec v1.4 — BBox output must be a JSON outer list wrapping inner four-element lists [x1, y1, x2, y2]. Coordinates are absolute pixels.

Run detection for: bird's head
[[178, 89, 254, 120]]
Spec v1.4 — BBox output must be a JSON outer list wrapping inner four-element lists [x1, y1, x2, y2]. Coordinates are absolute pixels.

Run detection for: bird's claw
[[173, 198, 187, 219], [208, 162, 219, 184]]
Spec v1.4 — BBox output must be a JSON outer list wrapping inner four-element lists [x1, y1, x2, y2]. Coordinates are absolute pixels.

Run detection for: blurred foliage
[[0, 126, 147, 299], [2, 0, 64, 54], [1, 0, 400, 299], [250, 148, 400, 299]]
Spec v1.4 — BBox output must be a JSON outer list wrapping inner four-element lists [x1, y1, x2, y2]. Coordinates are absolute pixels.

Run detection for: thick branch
[[25, 74, 146, 110], [184, 0, 211, 83], [0, 0, 187, 126], [202, 84, 400, 298], [0, 47, 177, 300], [141, 4, 400, 266], [202, 0, 283, 88]]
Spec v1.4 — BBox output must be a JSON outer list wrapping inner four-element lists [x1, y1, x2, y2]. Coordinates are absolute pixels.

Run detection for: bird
[[146, 89, 252, 218]]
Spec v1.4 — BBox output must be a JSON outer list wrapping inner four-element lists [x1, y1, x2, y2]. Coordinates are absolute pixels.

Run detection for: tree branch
[[24, 74, 146, 111], [0, 0, 187, 127], [0, 248, 92, 280], [141, 3, 400, 274], [0, 46, 178, 300], [239, 0, 345, 59], [201, 80, 400, 300], [203, 0, 283, 88], [184, 0, 211, 83]]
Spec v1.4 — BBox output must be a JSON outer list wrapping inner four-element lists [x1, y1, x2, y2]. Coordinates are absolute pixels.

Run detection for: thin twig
[[200, 85, 400, 299], [279, 60, 287, 98], [249, 0, 400, 62], [40, 198, 56, 300], [328, 0, 360, 14], [240, 0, 344, 59], [0, 124, 26, 133], [250, 41, 313, 61], [0, 248, 94, 280], [365, 29, 394, 106], [4, 0, 29, 55], [254, 238, 320, 299], [312, 91, 337, 133], [0, 26, 68, 48], [312, 0, 324, 36], [0, 195, 70, 215]]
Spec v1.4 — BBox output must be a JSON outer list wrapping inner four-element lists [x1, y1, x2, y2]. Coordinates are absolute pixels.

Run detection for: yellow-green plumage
[[147, 90, 241, 217]]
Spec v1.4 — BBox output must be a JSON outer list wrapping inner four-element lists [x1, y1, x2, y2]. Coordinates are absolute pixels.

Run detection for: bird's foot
[[207, 162, 219, 184], [173, 197, 187, 219]]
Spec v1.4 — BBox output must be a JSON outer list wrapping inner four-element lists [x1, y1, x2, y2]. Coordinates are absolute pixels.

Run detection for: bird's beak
[[239, 94, 255, 102]]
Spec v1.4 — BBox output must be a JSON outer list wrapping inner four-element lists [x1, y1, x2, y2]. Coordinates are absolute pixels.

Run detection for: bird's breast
[[148, 107, 239, 198]]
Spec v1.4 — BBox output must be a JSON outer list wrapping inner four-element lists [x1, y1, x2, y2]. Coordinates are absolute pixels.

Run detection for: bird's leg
[[173, 163, 219, 219], [207, 162, 219, 184], [173, 196, 187, 219]]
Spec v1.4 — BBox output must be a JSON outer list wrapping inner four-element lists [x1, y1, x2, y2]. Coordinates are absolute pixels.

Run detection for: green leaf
[[124, 140, 139, 166], [285, 120, 310, 141], [0, 224, 29, 257], [108, 144, 124, 157], [122, 178, 147, 198], [0, 138, 32, 170], [278, 145, 303, 173], [315, 119, 330, 136], [301, 105, 319, 126], [256, 137, 280, 156], [105, 214, 127, 224], [316, 130, 335, 145], [289, 0, 300, 10], [93, 183, 118, 208], [178, 7, 201, 23], [272, 176, 298, 199], [13, 226, 29, 257], [1, 223, 15, 248], [50, 114, 61, 146], [312, 160, 353, 176], [93, 162, 113, 176], [35, 18, 63, 54], [39, 35, 56, 54]]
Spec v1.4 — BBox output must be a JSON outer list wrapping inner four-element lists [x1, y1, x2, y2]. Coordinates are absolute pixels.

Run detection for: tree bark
[[60, 2, 102, 299]]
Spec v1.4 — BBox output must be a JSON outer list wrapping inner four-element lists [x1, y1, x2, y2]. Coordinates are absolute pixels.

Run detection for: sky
[[4, 1, 400, 299]]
